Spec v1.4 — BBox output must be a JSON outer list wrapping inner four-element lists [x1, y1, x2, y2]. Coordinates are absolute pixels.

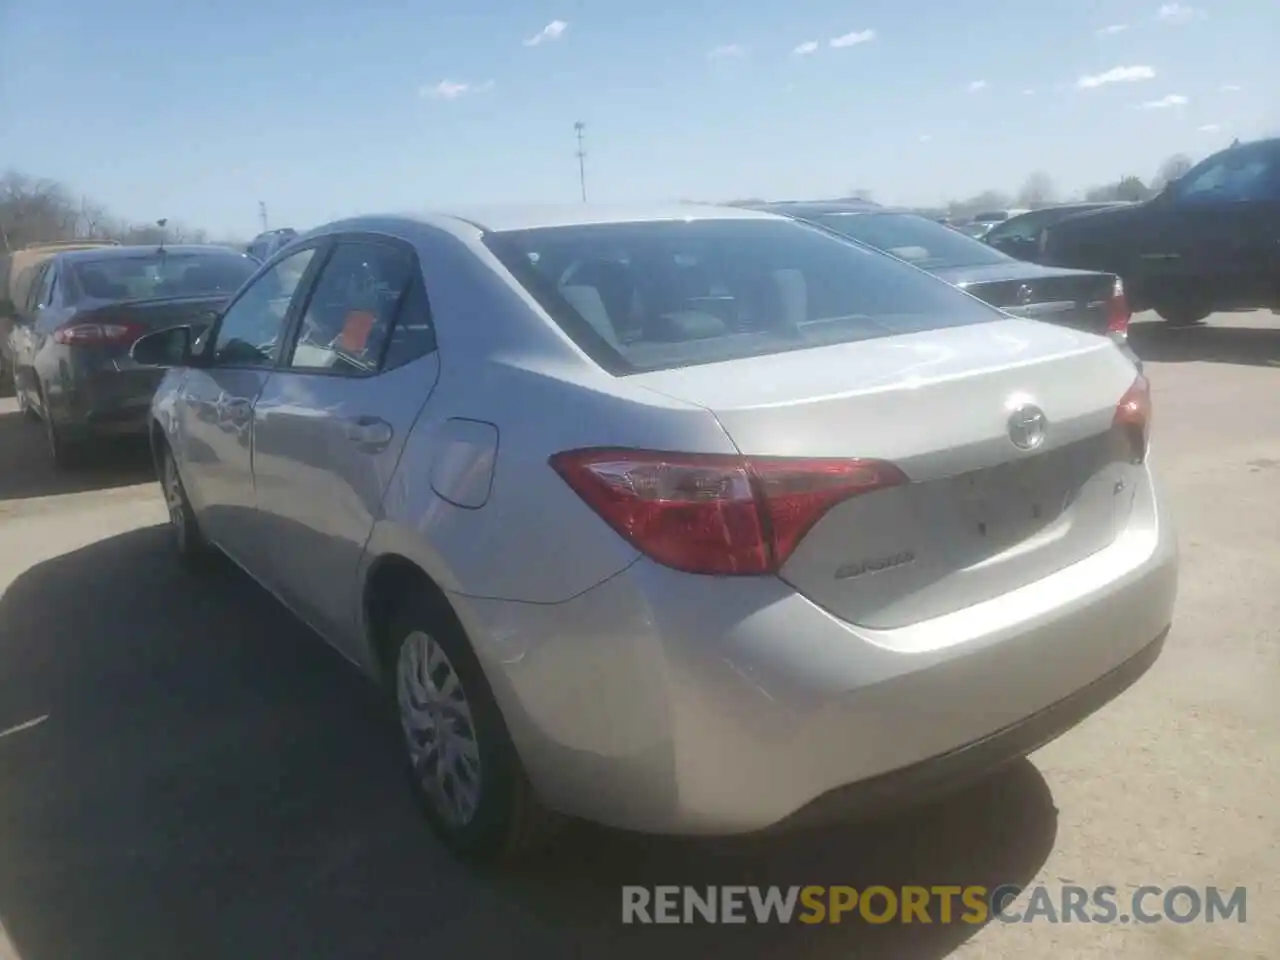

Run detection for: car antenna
[[155, 218, 168, 254]]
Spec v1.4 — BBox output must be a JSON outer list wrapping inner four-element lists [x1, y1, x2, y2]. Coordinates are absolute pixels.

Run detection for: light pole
[[574, 122, 588, 202]]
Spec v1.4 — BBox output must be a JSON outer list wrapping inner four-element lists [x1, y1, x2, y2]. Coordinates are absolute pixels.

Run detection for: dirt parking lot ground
[[0, 313, 1276, 960]]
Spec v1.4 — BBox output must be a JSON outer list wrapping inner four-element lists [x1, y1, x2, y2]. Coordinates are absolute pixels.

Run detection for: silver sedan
[[131, 204, 1178, 861]]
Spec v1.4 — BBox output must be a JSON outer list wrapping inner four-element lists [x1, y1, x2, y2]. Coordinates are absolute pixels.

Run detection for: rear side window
[[483, 218, 1001, 374]]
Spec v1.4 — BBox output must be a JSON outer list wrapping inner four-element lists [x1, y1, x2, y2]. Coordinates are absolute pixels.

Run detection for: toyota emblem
[[1015, 284, 1035, 306], [1007, 403, 1047, 451]]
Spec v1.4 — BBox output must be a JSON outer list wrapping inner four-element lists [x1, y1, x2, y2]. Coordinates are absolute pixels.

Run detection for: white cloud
[[523, 19, 568, 46], [1077, 65, 1156, 89], [707, 43, 748, 58], [830, 29, 876, 48], [1221, 84, 1243, 92], [421, 79, 493, 100], [967, 80, 988, 92], [1199, 123, 1221, 132], [919, 134, 933, 142], [793, 40, 819, 55], [1138, 93, 1188, 109], [1157, 3, 1202, 24], [1023, 88, 1037, 95], [1097, 23, 1128, 35]]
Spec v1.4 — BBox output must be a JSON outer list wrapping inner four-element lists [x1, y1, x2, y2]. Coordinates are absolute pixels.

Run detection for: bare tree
[[1153, 153, 1194, 190], [1016, 171, 1056, 208]]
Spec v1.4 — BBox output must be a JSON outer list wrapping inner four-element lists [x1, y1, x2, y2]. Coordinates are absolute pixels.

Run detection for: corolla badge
[[1007, 402, 1048, 451]]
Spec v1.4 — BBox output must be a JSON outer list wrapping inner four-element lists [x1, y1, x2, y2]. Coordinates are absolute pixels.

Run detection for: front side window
[[986, 210, 1054, 244], [483, 218, 1003, 374], [1173, 147, 1280, 204], [285, 240, 425, 375], [211, 247, 317, 367]]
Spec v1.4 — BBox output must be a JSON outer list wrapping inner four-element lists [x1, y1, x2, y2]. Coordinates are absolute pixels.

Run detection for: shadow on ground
[[1129, 319, 1280, 367], [0, 526, 1059, 960], [0, 408, 154, 502]]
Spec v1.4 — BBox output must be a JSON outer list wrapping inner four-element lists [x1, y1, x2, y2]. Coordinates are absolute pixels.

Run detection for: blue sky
[[2, 0, 1277, 238]]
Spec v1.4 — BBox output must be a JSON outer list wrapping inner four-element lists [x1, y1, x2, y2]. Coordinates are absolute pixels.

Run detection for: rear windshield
[[808, 212, 1009, 269], [483, 218, 1002, 374], [71, 251, 256, 301]]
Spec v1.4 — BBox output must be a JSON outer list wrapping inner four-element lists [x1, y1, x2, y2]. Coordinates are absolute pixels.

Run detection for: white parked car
[[131, 204, 1178, 861]]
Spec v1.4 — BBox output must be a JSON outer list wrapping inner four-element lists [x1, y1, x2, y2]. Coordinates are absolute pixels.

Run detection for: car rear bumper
[[451, 464, 1178, 835], [48, 362, 163, 438]]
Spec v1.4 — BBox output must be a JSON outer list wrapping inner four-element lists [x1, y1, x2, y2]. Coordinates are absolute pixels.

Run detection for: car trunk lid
[[934, 263, 1119, 336], [633, 318, 1144, 628]]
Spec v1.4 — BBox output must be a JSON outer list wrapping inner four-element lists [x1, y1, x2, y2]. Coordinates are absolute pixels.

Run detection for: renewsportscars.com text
[[621, 884, 1247, 925]]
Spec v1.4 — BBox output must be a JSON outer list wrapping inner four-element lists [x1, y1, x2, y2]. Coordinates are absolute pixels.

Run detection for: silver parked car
[[131, 205, 1178, 861]]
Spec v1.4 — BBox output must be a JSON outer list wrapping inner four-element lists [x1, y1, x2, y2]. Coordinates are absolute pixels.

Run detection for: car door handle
[[345, 416, 393, 450]]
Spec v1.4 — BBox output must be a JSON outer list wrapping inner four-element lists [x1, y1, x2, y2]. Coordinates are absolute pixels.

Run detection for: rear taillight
[[53, 321, 147, 346], [1106, 277, 1131, 337], [1113, 375, 1152, 463], [549, 449, 908, 575]]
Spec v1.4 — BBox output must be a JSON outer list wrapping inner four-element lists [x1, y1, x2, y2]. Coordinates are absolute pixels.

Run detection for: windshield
[[71, 251, 256, 301], [809, 212, 1010, 269], [483, 218, 1002, 374]]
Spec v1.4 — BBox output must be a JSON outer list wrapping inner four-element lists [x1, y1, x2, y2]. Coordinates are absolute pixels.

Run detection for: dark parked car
[[984, 203, 1129, 263], [3, 244, 257, 466], [246, 228, 299, 262], [746, 201, 1134, 349], [1040, 137, 1280, 325]]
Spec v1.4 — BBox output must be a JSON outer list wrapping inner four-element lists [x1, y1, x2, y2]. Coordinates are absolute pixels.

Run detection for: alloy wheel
[[397, 629, 483, 826]]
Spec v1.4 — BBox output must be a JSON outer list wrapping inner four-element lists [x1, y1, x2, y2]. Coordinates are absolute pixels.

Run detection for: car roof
[[53, 244, 249, 264], [439, 203, 782, 233], [741, 200, 896, 219], [314, 204, 784, 242]]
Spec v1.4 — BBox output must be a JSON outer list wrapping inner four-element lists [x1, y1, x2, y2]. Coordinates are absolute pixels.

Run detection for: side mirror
[[132, 325, 194, 367]]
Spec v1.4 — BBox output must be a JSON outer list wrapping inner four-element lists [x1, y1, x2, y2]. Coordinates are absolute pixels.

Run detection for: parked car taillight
[[1107, 277, 1132, 337], [53, 321, 147, 346], [1112, 375, 1152, 464], [549, 449, 909, 575]]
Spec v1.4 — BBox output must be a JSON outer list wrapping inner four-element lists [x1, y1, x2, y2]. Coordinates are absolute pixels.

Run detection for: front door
[[174, 245, 323, 565], [1136, 141, 1280, 310], [251, 236, 440, 650]]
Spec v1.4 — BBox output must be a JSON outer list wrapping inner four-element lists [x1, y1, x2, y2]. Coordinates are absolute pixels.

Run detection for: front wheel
[[161, 445, 211, 568], [390, 593, 559, 862]]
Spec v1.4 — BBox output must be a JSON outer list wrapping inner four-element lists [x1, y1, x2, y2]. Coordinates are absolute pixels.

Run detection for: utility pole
[[574, 122, 588, 203], [258, 201, 269, 232]]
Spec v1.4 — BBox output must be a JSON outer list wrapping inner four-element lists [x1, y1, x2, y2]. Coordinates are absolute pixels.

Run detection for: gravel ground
[[0, 311, 1275, 959]]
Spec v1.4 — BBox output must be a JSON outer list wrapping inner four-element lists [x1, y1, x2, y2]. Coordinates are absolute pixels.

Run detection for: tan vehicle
[[1, 240, 120, 391]]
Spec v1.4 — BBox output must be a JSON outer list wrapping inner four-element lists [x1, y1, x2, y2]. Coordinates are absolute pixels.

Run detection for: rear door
[[250, 235, 440, 647], [1136, 142, 1280, 307]]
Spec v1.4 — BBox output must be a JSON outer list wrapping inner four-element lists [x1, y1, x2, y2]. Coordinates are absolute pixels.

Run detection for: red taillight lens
[[1113, 375, 1152, 463], [53, 321, 147, 346], [549, 448, 908, 575], [1106, 277, 1131, 337]]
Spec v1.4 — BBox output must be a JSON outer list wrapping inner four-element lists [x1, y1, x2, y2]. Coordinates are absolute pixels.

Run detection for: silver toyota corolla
[[132, 205, 1178, 861]]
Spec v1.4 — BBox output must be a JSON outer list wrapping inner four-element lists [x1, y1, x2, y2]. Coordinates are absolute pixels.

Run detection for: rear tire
[[41, 391, 87, 469], [1155, 303, 1210, 327], [160, 444, 212, 569], [388, 591, 560, 862]]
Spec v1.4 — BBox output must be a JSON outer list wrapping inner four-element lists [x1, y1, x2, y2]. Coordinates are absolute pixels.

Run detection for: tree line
[[727, 151, 1213, 220], [0, 171, 242, 252]]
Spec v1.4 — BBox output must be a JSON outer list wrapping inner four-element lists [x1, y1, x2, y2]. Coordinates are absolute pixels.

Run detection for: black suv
[[1040, 137, 1280, 325]]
